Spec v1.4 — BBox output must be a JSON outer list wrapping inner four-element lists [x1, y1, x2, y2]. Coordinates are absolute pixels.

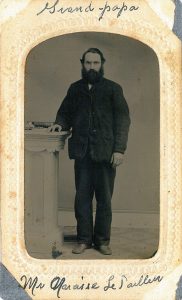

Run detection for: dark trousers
[[74, 152, 116, 246]]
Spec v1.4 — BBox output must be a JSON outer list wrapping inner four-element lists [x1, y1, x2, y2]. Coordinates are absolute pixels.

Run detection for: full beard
[[82, 66, 104, 84]]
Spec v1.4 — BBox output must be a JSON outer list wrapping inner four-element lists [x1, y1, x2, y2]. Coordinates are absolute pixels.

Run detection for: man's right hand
[[47, 124, 62, 132]]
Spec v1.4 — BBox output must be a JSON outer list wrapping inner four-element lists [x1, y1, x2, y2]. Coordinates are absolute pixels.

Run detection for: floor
[[28, 226, 159, 260]]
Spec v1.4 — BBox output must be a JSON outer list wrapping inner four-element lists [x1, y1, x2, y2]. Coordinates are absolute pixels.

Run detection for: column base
[[25, 228, 63, 259]]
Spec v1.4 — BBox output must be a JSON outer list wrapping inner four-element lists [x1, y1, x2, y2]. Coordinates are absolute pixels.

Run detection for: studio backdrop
[[25, 31, 160, 229]]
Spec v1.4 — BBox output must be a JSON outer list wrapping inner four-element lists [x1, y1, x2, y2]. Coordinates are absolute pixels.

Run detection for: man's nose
[[90, 62, 95, 69]]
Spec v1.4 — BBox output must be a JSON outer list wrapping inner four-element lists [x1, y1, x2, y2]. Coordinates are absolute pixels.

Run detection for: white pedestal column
[[25, 128, 69, 258]]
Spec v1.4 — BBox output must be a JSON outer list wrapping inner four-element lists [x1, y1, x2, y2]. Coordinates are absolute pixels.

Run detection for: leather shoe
[[72, 243, 91, 254], [95, 245, 112, 255]]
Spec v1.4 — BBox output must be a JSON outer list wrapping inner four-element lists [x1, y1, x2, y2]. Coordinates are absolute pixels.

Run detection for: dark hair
[[80, 48, 106, 64]]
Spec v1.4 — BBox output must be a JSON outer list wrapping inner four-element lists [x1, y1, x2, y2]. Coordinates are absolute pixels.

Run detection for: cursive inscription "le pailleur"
[[20, 273, 163, 298]]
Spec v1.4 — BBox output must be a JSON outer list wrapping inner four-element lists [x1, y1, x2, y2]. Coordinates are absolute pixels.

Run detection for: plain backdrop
[[25, 32, 160, 214]]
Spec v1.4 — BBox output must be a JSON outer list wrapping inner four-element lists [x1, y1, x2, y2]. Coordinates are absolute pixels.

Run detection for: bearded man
[[49, 48, 131, 255]]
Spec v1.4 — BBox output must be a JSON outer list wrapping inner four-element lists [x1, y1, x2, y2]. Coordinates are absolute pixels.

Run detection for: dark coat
[[55, 77, 131, 162]]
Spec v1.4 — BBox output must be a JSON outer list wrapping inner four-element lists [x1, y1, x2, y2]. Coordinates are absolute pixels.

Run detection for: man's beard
[[82, 66, 104, 84]]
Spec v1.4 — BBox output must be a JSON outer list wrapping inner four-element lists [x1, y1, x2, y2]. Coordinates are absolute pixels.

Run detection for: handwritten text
[[37, 0, 139, 21], [20, 274, 163, 297]]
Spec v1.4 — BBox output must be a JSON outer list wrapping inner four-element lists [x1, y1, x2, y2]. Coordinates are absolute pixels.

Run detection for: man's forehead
[[85, 52, 101, 61]]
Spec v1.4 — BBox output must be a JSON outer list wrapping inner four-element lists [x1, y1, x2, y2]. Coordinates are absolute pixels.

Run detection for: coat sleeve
[[112, 84, 131, 154], [55, 84, 74, 130]]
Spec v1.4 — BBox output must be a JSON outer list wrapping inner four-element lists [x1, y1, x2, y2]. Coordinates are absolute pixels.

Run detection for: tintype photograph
[[24, 32, 160, 260], [1, 1, 182, 299]]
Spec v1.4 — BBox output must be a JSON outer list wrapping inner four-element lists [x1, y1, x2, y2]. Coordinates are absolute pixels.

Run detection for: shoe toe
[[96, 245, 112, 255], [72, 243, 91, 254]]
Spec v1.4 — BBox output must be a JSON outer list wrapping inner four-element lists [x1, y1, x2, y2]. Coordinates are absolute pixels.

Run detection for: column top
[[25, 128, 70, 152], [25, 127, 70, 137]]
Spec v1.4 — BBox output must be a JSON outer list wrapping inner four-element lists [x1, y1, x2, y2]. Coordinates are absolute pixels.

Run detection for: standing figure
[[49, 48, 131, 255]]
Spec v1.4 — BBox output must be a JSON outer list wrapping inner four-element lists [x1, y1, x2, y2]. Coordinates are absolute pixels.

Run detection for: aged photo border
[[0, 0, 182, 299]]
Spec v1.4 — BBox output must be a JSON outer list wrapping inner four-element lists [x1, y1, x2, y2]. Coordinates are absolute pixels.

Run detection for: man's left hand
[[110, 152, 124, 167]]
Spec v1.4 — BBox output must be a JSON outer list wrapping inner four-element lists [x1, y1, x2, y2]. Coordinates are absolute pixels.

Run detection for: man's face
[[83, 53, 102, 72], [82, 52, 104, 84]]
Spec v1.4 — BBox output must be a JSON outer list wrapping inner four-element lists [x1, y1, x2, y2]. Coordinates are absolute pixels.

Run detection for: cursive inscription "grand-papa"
[[37, 0, 139, 21]]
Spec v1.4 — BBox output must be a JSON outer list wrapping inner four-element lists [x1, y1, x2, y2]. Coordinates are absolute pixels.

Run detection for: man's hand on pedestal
[[110, 152, 124, 168], [48, 124, 62, 132]]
